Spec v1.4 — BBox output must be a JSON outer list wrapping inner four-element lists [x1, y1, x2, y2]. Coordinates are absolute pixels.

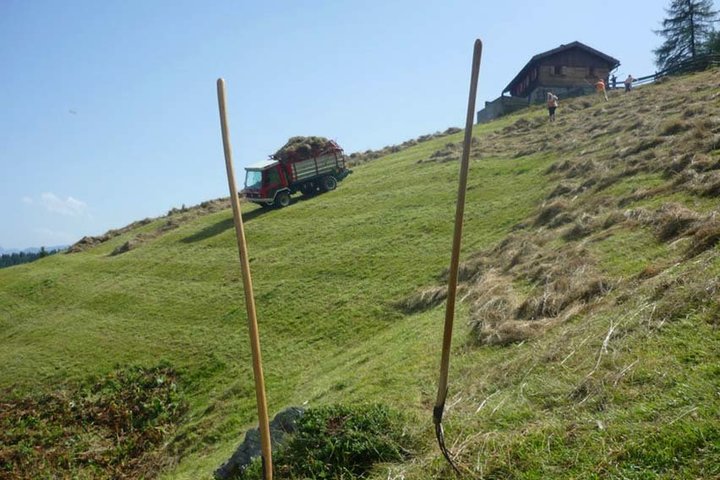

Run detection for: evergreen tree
[[704, 30, 720, 53], [654, 0, 718, 70]]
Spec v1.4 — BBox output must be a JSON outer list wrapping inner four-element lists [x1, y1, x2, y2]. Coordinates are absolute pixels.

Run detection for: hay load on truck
[[242, 136, 352, 208]]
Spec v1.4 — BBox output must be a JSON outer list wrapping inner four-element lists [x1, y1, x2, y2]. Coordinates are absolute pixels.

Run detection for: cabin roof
[[246, 159, 279, 170], [502, 41, 620, 94]]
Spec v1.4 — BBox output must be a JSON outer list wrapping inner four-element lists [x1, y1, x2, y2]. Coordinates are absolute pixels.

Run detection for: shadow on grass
[[181, 194, 319, 243], [180, 207, 269, 243]]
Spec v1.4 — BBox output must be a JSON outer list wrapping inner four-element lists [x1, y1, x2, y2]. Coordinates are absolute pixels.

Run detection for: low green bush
[[240, 404, 416, 479]]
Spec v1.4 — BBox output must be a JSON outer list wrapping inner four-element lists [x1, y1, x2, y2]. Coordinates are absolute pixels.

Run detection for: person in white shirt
[[547, 92, 559, 122]]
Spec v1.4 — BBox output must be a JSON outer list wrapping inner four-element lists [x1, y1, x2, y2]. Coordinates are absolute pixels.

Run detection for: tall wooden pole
[[216, 78, 273, 480], [433, 39, 482, 475]]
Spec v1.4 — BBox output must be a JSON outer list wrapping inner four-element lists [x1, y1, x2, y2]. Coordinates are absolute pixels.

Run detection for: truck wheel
[[274, 191, 291, 208], [301, 183, 317, 196], [321, 176, 337, 192]]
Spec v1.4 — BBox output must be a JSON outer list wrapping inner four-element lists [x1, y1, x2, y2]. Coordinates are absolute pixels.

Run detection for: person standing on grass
[[595, 78, 608, 101], [547, 92, 559, 122], [624, 74, 635, 92]]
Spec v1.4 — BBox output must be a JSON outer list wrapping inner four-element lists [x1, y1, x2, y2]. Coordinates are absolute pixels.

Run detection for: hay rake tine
[[216, 78, 273, 480], [433, 38, 482, 477]]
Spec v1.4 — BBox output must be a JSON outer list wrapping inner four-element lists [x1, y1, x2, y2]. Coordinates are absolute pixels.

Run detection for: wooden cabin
[[503, 41, 620, 103], [477, 41, 620, 123]]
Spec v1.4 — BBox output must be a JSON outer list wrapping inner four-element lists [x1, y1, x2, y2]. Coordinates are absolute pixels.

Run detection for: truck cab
[[242, 160, 290, 208]]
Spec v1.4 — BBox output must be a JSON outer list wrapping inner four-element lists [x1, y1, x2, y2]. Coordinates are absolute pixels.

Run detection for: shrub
[[240, 404, 416, 479], [0, 365, 186, 480]]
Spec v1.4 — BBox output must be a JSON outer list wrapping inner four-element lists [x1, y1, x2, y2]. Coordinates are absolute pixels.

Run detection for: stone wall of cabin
[[476, 95, 529, 124]]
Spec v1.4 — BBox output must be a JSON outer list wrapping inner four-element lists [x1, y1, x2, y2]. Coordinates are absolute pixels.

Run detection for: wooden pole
[[216, 78, 273, 480], [433, 39, 482, 474]]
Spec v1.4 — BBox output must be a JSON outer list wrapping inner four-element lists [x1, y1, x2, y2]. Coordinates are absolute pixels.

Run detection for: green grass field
[[2, 69, 719, 479]]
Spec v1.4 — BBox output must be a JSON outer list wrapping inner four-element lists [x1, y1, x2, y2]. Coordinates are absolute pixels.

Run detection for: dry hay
[[663, 153, 695, 177], [561, 213, 595, 241], [417, 137, 482, 165], [349, 128, 462, 166], [465, 241, 610, 346], [429, 142, 460, 163], [685, 216, 720, 258], [438, 254, 485, 283], [474, 318, 553, 347], [650, 271, 720, 323], [652, 203, 701, 241], [393, 286, 447, 314], [682, 170, 720, 196], [567, 160, 602, 179], [601, 210, 627, 229], [659, 118, 691, 137], [111, 239, 141, 256], [273, 136, 332, 162], [69, 198, 231, 255], [502, 117, 531, 134], [67, 218, 153, 253], [620, 137, 664, 158], [547, 182, 576, 199], [487, 236, 543, 272], [687, 153, 720, 173], [67, 234, 112, 253], [411, 69, 720, 348], [467, 270, 530, 345], [534, 199, 570, 227], [545, 159, 572, 175], [516, 247, 610, 321], [621, 203, 703, 243], [109, 220, 181, 257]]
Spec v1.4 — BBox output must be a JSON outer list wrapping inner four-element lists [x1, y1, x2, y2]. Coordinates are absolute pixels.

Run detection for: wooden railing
[[611, 53, 720, 89]]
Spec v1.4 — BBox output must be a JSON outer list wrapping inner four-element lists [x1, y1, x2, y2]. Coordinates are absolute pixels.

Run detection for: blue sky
[[0, 0, 702, 249]]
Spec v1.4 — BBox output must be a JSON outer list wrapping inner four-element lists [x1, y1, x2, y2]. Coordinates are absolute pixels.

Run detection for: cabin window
[[554, 65, 562, 75], [589, 67, 596, 77]]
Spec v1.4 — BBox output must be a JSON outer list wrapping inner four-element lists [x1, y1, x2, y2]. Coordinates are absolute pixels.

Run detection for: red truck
[[242, 139, 352, 208]]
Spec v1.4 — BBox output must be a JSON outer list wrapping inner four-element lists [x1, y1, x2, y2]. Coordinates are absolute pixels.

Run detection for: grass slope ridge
[[0, 69, 719, 479]]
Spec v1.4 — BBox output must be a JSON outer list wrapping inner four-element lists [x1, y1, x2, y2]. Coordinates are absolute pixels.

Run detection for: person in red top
[[595, 78, 608, 101], [546, 92, 559, 122]]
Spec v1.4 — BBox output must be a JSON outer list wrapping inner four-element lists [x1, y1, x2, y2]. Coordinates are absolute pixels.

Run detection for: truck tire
[[274, 191, 291, 208], [321, 175, 337, 192], [301, 183, 317, 196]]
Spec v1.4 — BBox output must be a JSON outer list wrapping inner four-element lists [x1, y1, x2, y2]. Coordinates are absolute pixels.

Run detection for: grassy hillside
[[2, 69, 719, 479]]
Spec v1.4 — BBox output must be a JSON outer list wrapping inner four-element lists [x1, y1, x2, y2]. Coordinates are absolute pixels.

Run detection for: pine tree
[[654, 0, 718, 70], [705, 30, 720, 53]]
